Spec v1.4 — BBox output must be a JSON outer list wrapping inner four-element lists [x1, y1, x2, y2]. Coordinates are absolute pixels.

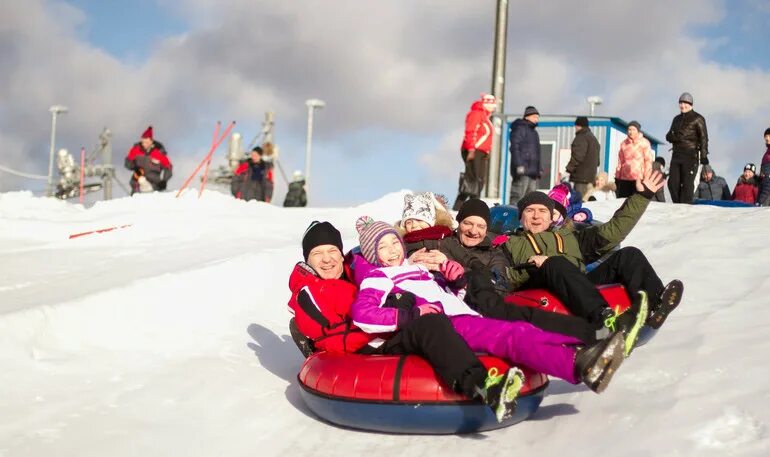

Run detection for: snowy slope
[[1, 190, 769, 457]]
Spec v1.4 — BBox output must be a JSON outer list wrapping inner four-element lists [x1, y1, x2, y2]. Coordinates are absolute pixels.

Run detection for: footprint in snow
[[690, 408, 764, 450]]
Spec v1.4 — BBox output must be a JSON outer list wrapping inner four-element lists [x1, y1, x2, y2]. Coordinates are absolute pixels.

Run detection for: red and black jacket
[[287, 262, 374, 353]]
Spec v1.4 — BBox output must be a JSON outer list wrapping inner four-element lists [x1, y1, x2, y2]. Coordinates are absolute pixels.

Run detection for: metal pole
[[486, 0, 509, 199], [264, 112, 274, 144], [304, 105, 314, 194], [47, 111, 58, 196], [101, 128, 113, 200]]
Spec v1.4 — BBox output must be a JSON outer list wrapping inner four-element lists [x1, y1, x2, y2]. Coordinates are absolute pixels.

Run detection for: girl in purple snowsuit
[[350, 216, 626, 393]]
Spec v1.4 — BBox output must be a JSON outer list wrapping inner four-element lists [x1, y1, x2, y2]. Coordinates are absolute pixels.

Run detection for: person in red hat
[[124, 126, 173, 194]]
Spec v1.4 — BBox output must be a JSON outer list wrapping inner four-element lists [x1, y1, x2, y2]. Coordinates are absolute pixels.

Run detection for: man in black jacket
[[566, 116, 600, 199], [666, 92, 709, 204], [509, 106, 541, 205]]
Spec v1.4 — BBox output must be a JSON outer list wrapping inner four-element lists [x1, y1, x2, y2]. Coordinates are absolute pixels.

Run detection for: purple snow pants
[[450, 314, 580, 384]]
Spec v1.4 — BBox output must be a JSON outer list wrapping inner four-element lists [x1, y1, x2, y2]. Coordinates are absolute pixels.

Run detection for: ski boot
[[476, 367, 525, 423], [575, 331, 625, 393], [647, 279, 684, 329]]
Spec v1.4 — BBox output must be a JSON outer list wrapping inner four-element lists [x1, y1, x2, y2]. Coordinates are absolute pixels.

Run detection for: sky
[[1, 0, 770, 205], [1, 190, 770, 455]]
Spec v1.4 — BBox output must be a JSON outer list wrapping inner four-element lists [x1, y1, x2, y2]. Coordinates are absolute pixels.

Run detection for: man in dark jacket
[[231, 147, 268, 201], [124, 126, 173, 194], [694, 165, 731, 201], [566, 116, 600, 199], [284, 171, 308, 207], [503, 169, 683, 336], [666, 92, 709, 204], [509, 106, 541, 205]]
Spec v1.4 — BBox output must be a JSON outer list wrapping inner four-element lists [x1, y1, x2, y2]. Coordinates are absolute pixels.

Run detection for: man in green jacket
[[504, 169, 682, 333]]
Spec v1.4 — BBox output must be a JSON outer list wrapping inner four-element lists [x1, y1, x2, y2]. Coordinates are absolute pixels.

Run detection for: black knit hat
[[523, 106, 539, 117], [302, 221, 343, 260], [575, 116, 589, 128], [251, 146, 263, 153], [764, 128, 770, 137], [456, 198, 490, 225], [517, 191, 555, 219]]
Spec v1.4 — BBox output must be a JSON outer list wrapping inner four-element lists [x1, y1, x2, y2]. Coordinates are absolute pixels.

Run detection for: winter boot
[[574, 331, 625, 393], [476, 367, 525, 423], [647, 279, 684, 329], [289, 318, 315, 358], [602, 291, 650, 357]]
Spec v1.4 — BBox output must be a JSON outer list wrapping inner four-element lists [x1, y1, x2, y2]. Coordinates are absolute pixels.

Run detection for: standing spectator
[[758, 128, 770, 206], [615, 121, 653, 198], [695, 165, 730, 201], [584, 172, 616, 201], [124, 126, 173, 195], [565, 116, 600, 200], [732, 163, 759, 205], [651, 157, 667, 202], [508, 105, 541, 205], [453, 94, 496, 210], [261, 142, 277, 203], [666, 92, 709, 203], [284, 171, 308, 207], [231, 146, 268, 201]]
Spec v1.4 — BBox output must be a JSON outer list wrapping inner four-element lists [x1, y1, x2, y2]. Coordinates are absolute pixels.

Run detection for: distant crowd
[[453, 92, 770, 207], [123, 126, 307, 207]]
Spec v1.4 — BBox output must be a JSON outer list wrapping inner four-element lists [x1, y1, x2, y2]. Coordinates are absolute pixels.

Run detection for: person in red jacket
[[124, 126, 173, 194], [453, 94, 497, 210], [732, 163, 759, 205]]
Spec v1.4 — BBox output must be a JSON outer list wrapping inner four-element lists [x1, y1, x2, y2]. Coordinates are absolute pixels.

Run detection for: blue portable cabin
[[499, 115, 666, 202]]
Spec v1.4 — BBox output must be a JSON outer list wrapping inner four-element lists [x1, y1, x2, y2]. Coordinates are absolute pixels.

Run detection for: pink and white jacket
[[615, 135, 653, 181], [350, 255, 479, 336]]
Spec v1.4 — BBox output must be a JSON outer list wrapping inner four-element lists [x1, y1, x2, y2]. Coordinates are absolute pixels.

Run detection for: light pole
[[486, 0, 509, 199], [47, 105, 69, 196], [304, 98, 325, 196], [586, 96, 603, 116]]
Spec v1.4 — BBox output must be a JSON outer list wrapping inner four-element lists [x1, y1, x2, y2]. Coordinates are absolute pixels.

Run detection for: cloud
[[1, 0, 770, 199]]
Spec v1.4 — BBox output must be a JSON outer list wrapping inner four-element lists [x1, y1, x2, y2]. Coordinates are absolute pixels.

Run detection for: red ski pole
[[176, 121, 235, 198], [198, 121, 221, 198], [79, 147, 85, 204]]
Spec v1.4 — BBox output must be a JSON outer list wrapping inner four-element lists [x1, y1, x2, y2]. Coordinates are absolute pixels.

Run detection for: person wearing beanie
[[732, 163, 759, 205], [350, 217, 632, 399], [124, 125, 173, 195], [454, 94, 498, 210], [508, 105, 542, 206], [566, 116, 600, 200], [283, 171, 308, 207], [397, 192, 455, 272], [695, 164, 731, 201], [615, 120, 653, 198], [502, 170, 685, 353], [231, 146, 269, 202], [666, 91, 709, 203]]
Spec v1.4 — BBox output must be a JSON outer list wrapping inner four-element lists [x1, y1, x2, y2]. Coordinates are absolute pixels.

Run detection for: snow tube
[[505, 283, 657, 346], [298, 352, 548, 434], [692, 199, 754, 208]]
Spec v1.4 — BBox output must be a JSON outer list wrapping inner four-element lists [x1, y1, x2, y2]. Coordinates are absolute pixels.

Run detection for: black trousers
[[522, 248, 664, 327], [668, 153, 699, 203], [358, 313, 486, 399], [453, 150, 488, 210]]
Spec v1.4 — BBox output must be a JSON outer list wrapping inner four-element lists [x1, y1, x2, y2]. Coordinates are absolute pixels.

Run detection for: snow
[[1, 189, 769, 456]]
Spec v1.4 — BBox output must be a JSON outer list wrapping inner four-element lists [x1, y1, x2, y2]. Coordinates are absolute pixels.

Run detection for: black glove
[[156, 180, 167, 191], [700, 156, 709, 165], [383, 291, 416, 313]]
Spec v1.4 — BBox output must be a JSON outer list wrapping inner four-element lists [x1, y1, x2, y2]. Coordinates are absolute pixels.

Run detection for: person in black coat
[[509, 106, 541, 205], [665, 92, 709, 204], [566, 116, 600, 199]]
